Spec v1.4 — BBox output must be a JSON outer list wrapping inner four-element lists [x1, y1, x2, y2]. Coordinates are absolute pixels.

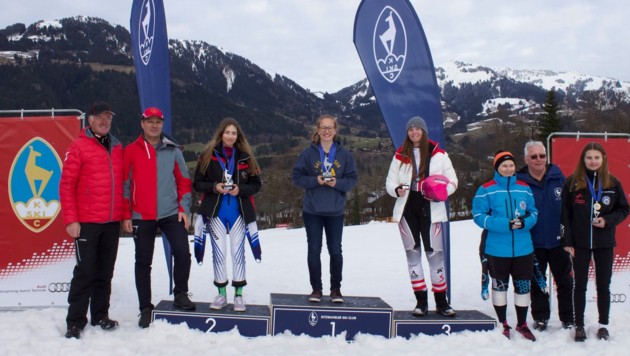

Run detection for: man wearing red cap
[[122, 107, 195, 328]]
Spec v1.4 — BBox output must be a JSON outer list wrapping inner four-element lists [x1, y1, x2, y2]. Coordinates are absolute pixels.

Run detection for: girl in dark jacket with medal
[[194, 118, 261, 312], [561, 142, 629, 342], [292, 115, 358, 303]]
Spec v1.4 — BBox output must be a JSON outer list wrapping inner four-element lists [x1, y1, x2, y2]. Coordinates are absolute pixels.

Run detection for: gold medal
[[593, 202, 601, 212]]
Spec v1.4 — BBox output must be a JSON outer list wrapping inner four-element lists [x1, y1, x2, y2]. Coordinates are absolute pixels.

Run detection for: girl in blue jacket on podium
[[472, 150, 538, 341], [291, 115, 357, 304]]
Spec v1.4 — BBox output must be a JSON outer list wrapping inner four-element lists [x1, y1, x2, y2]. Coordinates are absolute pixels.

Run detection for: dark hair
[[398, 128, 429, 181], [198, 117, 260, 175]]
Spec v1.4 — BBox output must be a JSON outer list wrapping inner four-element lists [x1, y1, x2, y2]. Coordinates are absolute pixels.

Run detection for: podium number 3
[[205, 318, 217, 332], [442, 324, 451, 335]]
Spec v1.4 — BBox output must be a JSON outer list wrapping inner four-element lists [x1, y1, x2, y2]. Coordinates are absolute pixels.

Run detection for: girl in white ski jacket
[[385, 116, 458, 317]]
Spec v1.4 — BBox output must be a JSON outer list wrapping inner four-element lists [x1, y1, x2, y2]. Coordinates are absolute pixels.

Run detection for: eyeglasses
[[529, 154, 546, 160], [319, 126, 336, 132]]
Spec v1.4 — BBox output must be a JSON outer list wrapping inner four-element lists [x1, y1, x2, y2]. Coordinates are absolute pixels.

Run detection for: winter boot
[[597, 327, 609, 341], [533, 319, 548, 332], [516, 323, 536, 341], [575, 326, 587, 342], [502, 321, 511, 339], [138, 307, 153, 328], [434, 291, 456, 317], [413, 290, 428, 317], [173, 292, 196, 311]]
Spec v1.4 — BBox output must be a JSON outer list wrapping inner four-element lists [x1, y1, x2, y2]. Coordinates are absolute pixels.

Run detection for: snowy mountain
[[1, 16, 628, 140]]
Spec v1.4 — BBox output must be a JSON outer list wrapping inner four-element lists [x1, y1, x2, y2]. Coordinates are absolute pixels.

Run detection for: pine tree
[[537, 89, 562, 141]]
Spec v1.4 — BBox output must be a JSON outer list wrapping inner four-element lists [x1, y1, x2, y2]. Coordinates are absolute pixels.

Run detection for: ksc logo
[[137, 0, 156, 65], [9, 138, 62, 233], [308, 311, 319, 326], [373, 6, 407, 83]]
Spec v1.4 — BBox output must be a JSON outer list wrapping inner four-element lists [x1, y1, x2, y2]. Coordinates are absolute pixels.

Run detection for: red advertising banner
[[0, 114, 81, 309]]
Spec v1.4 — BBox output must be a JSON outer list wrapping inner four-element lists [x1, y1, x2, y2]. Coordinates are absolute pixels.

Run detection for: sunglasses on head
[[530, 154, 547, 160]]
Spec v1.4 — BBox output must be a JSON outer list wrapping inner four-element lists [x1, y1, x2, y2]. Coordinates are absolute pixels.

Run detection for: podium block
[[152, 300, 270, 337], [270, 293, 392, 340], [393, 310, 496, 338]]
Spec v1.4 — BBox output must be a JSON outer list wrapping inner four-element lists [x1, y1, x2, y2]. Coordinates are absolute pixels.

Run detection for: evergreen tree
[[538, 89, 562, 141]]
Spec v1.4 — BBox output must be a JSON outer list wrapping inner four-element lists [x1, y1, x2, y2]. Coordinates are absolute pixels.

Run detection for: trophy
[[592, 202, 601, 223], [223, 170, 234, 191], [322, 159, 333, 182], [512, 209, 522, 228]]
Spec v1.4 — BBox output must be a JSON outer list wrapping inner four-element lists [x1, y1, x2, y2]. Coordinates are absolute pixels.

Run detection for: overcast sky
[[1, 0, 628, 93]]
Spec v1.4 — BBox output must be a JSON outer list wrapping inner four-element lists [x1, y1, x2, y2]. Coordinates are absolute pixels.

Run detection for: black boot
[[434, 291, 456, 317], [413, 290, 428, 316]]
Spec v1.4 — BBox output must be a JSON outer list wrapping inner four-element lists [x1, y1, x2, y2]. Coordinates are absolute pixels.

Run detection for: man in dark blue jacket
[[517, 140, 574, 331]]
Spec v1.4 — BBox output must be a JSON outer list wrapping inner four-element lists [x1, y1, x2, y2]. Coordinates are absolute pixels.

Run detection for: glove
[[509, 218, 524, 230]]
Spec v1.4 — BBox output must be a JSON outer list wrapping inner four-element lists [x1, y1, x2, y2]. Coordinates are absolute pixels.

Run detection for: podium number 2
[[205, 318, 217, 332], [442, 324, 451, 335]]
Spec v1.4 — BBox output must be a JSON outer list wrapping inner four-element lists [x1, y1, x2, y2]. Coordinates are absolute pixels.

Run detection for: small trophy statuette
[[592, 202, 601, 223], [512, 209, 522, 228], [223, 170, 234, 191]]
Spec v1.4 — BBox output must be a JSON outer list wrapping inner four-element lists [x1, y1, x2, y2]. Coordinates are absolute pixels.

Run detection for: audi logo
[[48, 282, 71, 293], [611, 293, 627, 303]]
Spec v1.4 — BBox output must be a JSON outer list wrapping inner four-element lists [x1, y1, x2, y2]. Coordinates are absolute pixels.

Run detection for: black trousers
[[133, 214, 191, 310], [573, 247, 614, 327], [402, 190, 432, 251], [66, 222, 120, 329], [530, 246, 574, 323]]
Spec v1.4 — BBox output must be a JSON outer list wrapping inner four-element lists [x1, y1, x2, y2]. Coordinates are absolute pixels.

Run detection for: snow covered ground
[[1, 220, 628, 355]]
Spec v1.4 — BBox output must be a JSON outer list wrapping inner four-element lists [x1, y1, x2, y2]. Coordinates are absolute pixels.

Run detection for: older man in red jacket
[[59, 102, 124, 339]]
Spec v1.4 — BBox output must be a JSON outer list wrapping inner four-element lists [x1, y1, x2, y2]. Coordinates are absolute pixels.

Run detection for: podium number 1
[[330, 322, 336, 336]]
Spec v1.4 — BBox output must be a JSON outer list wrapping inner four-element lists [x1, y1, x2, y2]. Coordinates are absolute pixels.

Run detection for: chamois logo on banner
[[373, 6, 407, 83], [137, 0, 156, 65], [8, 138, 62, 233]]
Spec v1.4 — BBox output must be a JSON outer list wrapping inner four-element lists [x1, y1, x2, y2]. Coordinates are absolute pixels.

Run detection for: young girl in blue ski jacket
[[472, 151, 538, 341]]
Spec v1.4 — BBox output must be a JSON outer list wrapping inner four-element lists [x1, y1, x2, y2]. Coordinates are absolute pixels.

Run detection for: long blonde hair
[[568, 142, 613, 191], [311, 114, 339, 144], [198, 117, 260, 175]]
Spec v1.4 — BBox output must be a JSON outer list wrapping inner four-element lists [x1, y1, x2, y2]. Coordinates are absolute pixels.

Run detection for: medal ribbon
[[318, 143, 336, 175], [586, 173, 603, 203], [214, 146, 235, 182]]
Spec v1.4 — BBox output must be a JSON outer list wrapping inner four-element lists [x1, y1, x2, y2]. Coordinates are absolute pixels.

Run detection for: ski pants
[[207, 196, 247, 287], [398, 217, 446, 293], [530, 246, 574, 323], [573, 247, 613, 327], [133, 214, 191, 311], [66, 222, 120, 329]]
